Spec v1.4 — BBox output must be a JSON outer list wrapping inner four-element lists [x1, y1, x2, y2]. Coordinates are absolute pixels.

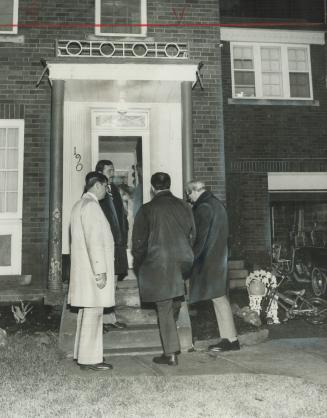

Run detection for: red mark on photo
[[21, 0, 38, 17], [172, 7, 187, 24]]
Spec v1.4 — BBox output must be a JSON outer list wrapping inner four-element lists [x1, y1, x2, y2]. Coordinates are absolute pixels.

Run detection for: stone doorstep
[[228, 269, 248, 279], [116, 288, 141, 307], [228, 260, 245, 270], [115, 306, 157, 325], [229, 278, 246, 289]]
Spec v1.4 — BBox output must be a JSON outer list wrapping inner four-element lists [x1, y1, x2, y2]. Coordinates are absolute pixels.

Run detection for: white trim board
[[220, 28, 325, 45], [48, 63, 197, 82], [268, 172, 327, 191]]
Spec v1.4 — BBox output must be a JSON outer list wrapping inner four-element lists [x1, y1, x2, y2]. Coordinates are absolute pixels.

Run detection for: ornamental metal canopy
[[56, 40, 189, 59]]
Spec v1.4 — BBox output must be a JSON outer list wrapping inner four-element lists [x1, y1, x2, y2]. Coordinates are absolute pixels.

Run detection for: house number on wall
[[73, 147, 83, 172]]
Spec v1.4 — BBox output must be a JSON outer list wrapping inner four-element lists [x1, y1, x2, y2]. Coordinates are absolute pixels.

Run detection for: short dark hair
[[151, 172, 171, 191], [85, 171, 108, 191], [95, 160, 113, 173]]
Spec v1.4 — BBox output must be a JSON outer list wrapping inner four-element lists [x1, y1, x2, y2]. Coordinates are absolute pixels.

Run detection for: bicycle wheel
[[311, 267, 327, 297], [304, 297, 327, 325]]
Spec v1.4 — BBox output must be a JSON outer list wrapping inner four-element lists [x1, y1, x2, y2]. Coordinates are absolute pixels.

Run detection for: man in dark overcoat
[[96, 160, 128, 330], [132, 172, 195, 365], [186, 180, 239, 352]]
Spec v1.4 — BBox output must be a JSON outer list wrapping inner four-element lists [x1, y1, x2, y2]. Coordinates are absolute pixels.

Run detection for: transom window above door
[[95, 0, 147, 37], [0, 0, 19, 34], [230, 42, 313, 100]]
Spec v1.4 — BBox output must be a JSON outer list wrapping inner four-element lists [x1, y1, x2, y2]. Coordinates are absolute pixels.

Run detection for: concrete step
[[59, 300, 193, 356], [228, 269, 248, 279], [117, 279, 138, 289], [104, 346, 162, 357], [115, 306, 157, 325], [116, 287, 140, 307], [228, 260, 245, 269], [103, 324, 161, 349], [229, 278, 247, 289]]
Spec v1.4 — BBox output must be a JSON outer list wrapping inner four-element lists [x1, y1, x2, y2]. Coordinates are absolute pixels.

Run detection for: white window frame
[[0, 119, 24, 274], [0, 0, 19, 35], [0, 220, 22, 274], [0, 119, 24, 219], [230, 42, 313, 100], [95, 0, 147, 37]]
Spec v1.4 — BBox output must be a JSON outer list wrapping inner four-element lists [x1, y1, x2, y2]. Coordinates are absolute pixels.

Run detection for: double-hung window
[[0, 0, 19, 35], [0, 120, 24, 274], [231, 42, 313, 100], [95, 0, 147, 37]]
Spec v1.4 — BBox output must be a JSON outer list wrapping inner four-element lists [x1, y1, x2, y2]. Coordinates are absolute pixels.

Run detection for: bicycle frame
[[266, 286, 316, 319]]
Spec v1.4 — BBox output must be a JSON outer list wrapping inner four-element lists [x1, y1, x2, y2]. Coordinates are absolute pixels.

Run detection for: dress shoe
[[117, 272, 128, 281], [78, 362, 113, 371], [103, 322, 127, 332], [153, 354, 178, 366], [208, 339, 240, 352]]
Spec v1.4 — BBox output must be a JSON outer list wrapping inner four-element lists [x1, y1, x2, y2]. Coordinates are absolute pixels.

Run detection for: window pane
[[0, 234, 11, 266], [289, 73, 310, 98], [7, 128, 18, 147], [0, 172, 6, 191], [233, 46, 253, 69], [235, 86, 255, 98], [234, 71, 255, 85], [0, 192, 5, 212], [288, 48, 308, 72], [101, 0, 141, 34], [0, 129, 6, 147], [0, 0, 14, 33], [261, 47, 282, 97], [0, 150, 5, 169], [6, 192, 17, 212], [6, 172, 18, 191], [261, 47, 281, 72], [262, 73, 282, 97], [6, 149, 18, 169]]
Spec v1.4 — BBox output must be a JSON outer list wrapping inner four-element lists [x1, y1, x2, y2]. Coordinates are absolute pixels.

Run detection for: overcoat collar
[[152, 190, 172, 200], [193, 190, 213, 209]]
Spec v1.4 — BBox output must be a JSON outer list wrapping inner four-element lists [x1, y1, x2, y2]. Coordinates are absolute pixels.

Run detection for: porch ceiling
[[64, 80, 181, 103]]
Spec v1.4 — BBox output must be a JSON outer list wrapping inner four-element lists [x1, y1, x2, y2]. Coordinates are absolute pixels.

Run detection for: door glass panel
[[0, 234, 11, 266], [7, 128, 18, 147], [0, 192, 6, 212], [0, 129, 6, 147], [0, 150, 5, 169], [6, 192, 18, 212], [6, 149, 18, 169], [0, 172, 5, 191], [6, 171, 18, 191]]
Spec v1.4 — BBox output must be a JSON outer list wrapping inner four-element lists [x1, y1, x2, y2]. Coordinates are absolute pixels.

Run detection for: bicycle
[[264, 273, 327, 325]]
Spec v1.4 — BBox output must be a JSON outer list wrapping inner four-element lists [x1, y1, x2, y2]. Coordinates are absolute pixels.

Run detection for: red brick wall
[[0, 0, 224, 283], [222, 39, 327, 268]]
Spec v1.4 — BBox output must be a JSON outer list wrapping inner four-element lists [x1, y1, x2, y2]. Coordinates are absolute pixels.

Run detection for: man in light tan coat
[[68, 171, 115, 371]]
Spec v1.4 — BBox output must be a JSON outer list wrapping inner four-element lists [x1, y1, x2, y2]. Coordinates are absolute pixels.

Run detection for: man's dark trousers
[[156, 299, 181, 355]]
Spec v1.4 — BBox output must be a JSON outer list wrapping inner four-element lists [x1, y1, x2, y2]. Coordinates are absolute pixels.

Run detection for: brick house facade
[[0, 0, 224, 291], [220, 1, 327, 268], [1, 0, 326, 293]]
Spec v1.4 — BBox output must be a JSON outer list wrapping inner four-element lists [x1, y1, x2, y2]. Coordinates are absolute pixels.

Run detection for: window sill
[[228, 98, 319, 107], [0, 35, 24, 44]]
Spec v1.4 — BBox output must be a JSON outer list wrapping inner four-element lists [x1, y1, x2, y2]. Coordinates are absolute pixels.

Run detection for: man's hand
[[95, 273, 107, 289]]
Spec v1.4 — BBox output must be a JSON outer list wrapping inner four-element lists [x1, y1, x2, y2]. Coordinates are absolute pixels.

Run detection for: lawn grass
[[1, 334, 327, 418]]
